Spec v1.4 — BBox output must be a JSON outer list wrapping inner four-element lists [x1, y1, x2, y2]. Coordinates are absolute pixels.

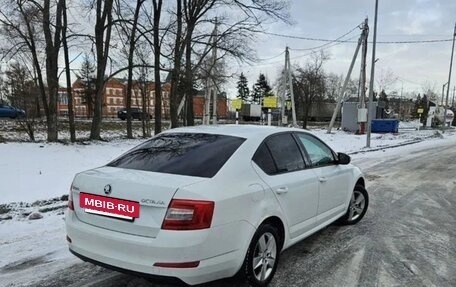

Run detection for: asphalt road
[[33, 141, 456, 287]]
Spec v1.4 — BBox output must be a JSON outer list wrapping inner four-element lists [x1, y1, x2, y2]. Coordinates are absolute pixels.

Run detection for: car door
[[0, 104, 11, 117], [294, 132, 351, 224], [252, 133, 319, 239]]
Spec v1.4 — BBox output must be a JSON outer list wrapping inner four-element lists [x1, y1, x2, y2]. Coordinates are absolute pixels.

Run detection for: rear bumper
[[65, 211, 254, 285], [69, 249, 185, 285]]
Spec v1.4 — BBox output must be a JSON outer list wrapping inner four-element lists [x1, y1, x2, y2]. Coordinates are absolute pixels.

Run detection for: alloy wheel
[[348, 190, 366, 221], [252, 232, 277, 282]]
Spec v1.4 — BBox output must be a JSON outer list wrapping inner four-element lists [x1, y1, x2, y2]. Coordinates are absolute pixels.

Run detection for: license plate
[[79, 192, 140, 220]]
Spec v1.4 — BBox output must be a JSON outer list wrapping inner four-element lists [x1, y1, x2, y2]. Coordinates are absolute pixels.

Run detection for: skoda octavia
[[65, 125, 368, 286]]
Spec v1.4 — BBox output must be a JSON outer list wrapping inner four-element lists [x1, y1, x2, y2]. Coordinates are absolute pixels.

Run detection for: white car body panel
[[65, 125, 365, 285]]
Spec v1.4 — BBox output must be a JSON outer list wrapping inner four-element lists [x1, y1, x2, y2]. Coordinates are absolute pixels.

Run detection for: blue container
[[371, 119, 399, 133]]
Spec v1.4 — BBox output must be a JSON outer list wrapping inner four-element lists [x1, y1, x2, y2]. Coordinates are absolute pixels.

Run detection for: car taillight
[[68, 189, 74, 211], [162, 199, 214, 230]]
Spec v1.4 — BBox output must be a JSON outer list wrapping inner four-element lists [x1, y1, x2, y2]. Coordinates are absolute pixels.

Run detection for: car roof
[[161, 124, 312, 141]]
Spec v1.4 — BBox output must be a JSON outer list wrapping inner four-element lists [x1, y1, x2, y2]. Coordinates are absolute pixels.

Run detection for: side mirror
[[338, 152, 351, 165]]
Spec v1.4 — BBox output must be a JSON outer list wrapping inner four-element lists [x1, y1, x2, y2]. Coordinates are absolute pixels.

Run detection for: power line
[[256, 50, 285, 61], [249, 33, 360, 68], [289, 23, 362, 51], [261, 31, 453, 44]]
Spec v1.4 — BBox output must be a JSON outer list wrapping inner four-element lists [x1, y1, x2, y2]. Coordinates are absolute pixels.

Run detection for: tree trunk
[[170, 0, 182, 128], [62, 0, 76, 142], [184, 25, 195, 126], [125, 0, 144, 139], [90, 0, 114, 140], [153, 0, 163, 134], [42, 0, 64, 142], [18, 3, 50, 135]]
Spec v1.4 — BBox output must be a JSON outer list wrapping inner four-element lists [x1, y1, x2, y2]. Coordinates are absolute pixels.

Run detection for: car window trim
[[293, 132, 338, 169], [252, 131, 310, 176]]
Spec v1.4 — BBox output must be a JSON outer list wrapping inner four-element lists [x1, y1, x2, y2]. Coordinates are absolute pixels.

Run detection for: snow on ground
[[309, 127, 441, 154], [1, 126, 456, 287], [0, 139, 143, 204], [0, 211, 79, 286]]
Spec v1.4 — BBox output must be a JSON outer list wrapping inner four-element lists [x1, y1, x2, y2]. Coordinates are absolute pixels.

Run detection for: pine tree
[[251, 73, 272, 104], [78, 54, 96, 118], [236, 73, 250, 102]]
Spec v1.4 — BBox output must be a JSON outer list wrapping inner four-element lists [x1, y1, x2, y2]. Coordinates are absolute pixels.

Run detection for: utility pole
[[279, 50, 287, 126], [358, 18, 369, 134], [366, 0, 379, 147], [327, 25, 364, 133], [444, 22, 456, 128], [286, 47, 297, 127], [201, 19, 218, 125], [280, 47, 297, 127], [211, 18, 218, 125]]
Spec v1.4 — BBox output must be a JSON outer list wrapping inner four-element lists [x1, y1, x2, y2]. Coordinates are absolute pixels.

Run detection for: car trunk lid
[[71, 166, 206, 238]]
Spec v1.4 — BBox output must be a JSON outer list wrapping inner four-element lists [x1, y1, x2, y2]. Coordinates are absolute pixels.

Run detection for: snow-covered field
[[1, 126, 456, 286]]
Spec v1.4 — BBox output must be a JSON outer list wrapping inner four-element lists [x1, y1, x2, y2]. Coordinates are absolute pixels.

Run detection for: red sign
[[80, 193, 140, 219]]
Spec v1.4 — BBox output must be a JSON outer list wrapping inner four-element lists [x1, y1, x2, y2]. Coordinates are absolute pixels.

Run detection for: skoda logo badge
[[104, 184, 112, 195]]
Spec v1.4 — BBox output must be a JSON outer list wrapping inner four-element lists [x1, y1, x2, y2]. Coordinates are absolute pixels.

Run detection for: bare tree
[[3, 62, 39, 141], [152, 0, 163, 134], [0, 0, 65, 141], [169, 0, 184, 128], [293, 51, 328, 128], [90, 0, 115, 140], [177, 0, 290, 126], [136, 64, 152, 137], [115, 0, 146, 138], [62, 0, 76, 142], [376, 67, 398, 94]]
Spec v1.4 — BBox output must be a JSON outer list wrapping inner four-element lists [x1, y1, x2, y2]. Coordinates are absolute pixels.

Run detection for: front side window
[[295, 133, 336, 167], [257, 133, 305, 174], [108, 133, 245, 178]]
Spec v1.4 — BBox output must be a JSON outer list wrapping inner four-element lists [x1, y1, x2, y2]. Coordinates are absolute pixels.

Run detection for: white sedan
[[65, 125, 368, 286]]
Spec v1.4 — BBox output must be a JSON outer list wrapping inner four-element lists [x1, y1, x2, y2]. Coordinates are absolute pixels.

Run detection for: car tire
[[237, 224, 280, 287], [337, 185, 369, 225]]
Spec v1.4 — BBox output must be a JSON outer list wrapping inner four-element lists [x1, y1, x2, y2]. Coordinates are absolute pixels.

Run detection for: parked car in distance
[[65, 125, 368, 286], [0, 103, 26, 119], [117, 107, 151, 120]]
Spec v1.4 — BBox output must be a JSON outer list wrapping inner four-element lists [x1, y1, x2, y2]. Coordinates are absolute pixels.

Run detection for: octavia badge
[[104, 184, 112, 195]]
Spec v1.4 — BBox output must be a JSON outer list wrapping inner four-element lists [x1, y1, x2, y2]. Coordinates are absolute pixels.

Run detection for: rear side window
[[252, 143, 277, 175], [108, 133, 245, 178], [253, 133, 305, 175], [266, 133, 305, 173]]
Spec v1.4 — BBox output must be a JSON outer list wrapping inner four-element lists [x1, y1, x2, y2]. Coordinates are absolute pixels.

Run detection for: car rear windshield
[[107, 133, 246, 178]]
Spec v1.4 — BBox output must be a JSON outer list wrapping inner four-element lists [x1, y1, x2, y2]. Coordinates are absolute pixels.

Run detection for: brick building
[[193, 94, 228, 119], [57, 78, 227, 119]]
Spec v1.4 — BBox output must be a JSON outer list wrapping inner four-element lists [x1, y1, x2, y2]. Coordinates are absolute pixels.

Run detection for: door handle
[[319, 177, 328, 183], [276, 187, 288, 194]]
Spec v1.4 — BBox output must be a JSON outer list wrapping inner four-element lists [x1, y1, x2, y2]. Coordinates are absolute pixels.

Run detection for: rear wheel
[[338, 185, 369, 225], [238, 224, 280, 287]]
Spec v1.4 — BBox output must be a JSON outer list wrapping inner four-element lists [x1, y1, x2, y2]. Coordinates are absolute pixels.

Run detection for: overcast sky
[[229, 0, 456, 100]]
